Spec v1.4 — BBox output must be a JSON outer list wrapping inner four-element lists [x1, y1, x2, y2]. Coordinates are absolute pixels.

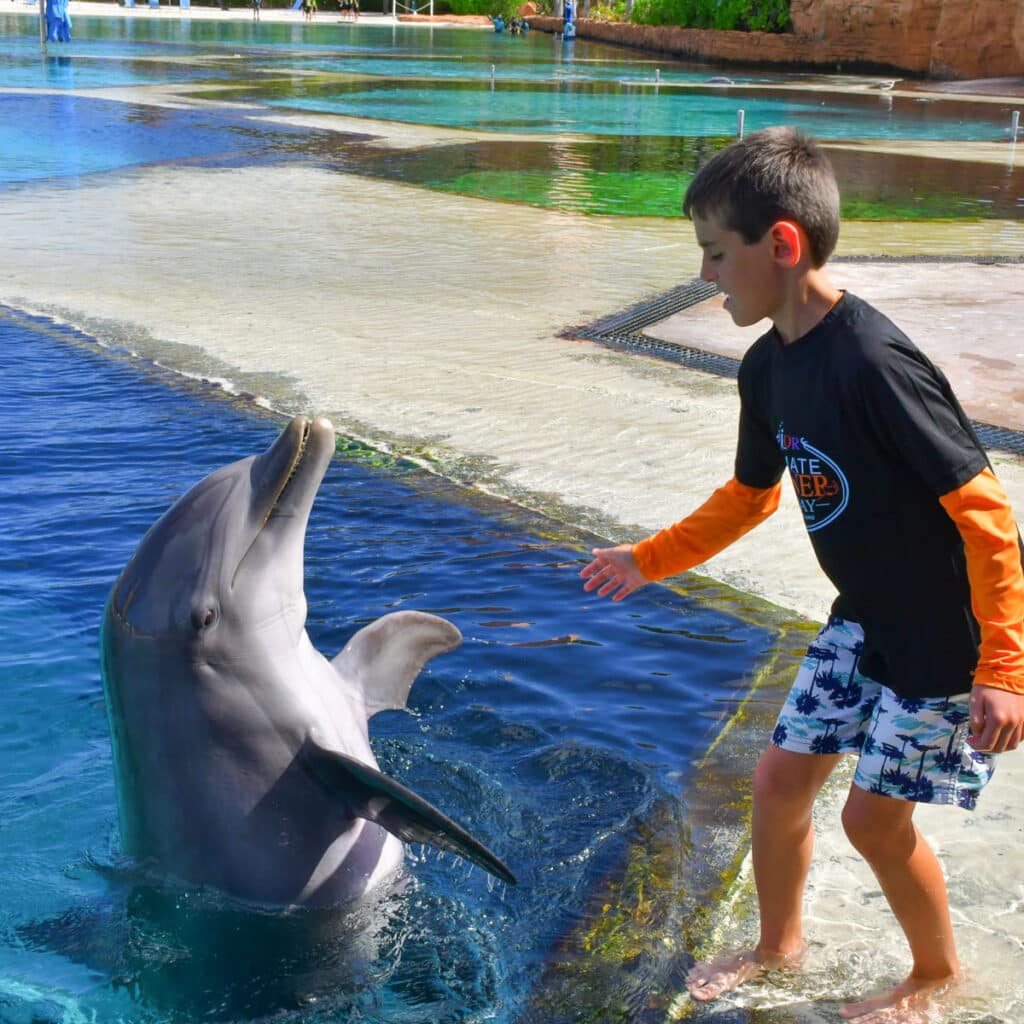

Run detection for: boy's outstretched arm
[[580, 477, 782, 603], [940, 467, 1024, 753]]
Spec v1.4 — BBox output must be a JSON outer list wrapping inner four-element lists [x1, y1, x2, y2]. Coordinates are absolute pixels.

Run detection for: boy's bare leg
[[687, 747, 841, 1001], [838, 786, 961, 1021]]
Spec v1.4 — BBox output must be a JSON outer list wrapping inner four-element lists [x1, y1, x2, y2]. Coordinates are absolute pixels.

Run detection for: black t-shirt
[[736, 292, 990, 698]]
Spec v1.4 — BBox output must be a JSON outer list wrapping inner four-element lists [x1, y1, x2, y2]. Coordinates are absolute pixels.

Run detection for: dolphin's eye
[[191, 605, 219, 632]]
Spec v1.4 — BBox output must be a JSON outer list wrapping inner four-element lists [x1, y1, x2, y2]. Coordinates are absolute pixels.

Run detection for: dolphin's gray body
[[100, 415, 514, 906]]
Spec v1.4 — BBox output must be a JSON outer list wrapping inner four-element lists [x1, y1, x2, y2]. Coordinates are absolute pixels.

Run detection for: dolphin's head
[[109, 416, 336, 649]]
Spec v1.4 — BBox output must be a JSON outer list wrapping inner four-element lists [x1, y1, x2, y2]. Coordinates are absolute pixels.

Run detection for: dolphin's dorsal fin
[[331, 611, 462, 717], [300, 737, 516, 885]]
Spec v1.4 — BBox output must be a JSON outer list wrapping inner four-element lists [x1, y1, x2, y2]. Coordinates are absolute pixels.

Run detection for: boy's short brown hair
[[683, 126, 841, 267]]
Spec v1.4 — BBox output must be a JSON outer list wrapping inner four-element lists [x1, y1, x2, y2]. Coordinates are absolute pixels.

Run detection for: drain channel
[[570, 263, 1024, 459]]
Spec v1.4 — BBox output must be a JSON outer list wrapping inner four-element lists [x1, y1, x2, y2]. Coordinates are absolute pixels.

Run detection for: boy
[[580, 127, 1024, 1022]]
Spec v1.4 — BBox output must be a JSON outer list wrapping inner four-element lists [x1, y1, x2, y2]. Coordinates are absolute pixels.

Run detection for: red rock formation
[[530, 0, 1024, 80], [791, 0, 1023, 78]]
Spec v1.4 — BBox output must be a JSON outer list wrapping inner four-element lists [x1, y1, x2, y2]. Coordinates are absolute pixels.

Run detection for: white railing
[[391, 0, 434, 15]]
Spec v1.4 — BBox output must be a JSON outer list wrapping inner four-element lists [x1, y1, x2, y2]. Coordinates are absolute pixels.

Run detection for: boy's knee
[[840, 798, 872, 851], [841, 792, 913, 861], [752, 748, 822, 809]]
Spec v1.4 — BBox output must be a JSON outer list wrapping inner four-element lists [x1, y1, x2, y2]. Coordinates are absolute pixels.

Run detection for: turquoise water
[[0, 306, 797, 1022], [1, 12, 1018, 141], [3, 11, 1022, 221], [273, 80, 985, 139]]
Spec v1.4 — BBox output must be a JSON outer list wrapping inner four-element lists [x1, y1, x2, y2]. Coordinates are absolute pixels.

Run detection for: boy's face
[[692, 211, 783, 329]]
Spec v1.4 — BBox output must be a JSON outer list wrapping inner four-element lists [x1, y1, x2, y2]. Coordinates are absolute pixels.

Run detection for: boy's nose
[[699, 258, 717, 283]]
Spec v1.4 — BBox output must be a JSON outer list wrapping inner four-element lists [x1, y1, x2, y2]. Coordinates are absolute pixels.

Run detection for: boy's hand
[[580, 545, 647, 602], [968, 685, 1024, 753]]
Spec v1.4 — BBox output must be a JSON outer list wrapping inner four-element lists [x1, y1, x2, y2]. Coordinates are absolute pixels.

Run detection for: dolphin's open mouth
[[263, 418, 312, 526], [257, 415, 336, 529], [230, 416, 335, 592]]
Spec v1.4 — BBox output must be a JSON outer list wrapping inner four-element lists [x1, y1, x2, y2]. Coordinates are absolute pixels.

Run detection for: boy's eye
[[709, 252, 723, 262]]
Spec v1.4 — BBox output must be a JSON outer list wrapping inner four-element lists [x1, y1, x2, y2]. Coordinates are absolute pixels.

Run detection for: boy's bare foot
[[840, 973, 959, 1022], [685, 943, 807, 1002]]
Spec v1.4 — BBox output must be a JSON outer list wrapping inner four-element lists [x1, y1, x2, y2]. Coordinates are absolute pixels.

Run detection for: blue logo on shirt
[[777, 426, 849, 531]]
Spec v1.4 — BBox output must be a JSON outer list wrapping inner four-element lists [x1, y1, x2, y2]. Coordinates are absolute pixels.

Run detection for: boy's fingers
[[580, 549, 640, 601], [967, 687, 1024, 753], [968, 710, 1005, 752], [967, 726, 992, 751], [969, 690, 984, 728], [580, 549, 612, 578], [968, 690, 987, 745], [583, 570, 617, 594]]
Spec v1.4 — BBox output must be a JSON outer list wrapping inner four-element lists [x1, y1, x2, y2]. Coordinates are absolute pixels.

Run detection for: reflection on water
[[2, 10, 1023, 221], [0, 93, 364, 185], [2, 88, 1022, 222], [352, 134, 1024, 219]]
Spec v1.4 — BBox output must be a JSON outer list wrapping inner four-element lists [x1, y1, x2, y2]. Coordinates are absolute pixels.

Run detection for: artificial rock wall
[[530, 0, 1024, 80]]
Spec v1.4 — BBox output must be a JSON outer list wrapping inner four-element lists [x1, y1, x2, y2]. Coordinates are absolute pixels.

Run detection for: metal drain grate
[[578, 328, 743, 379], [972, 423, 1024, 457], [573, 278, 720, 338], [572, 265, 1024, 459]]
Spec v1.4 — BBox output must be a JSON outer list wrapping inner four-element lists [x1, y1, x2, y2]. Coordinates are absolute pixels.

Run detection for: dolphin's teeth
[[262, 420, 314, 528], [282, 420, 312, 492]]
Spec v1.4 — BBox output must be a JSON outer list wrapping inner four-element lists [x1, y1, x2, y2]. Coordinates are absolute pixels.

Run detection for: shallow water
[[264, 77, 1019, 142], [3, 11, 1024, 220], [0, 307, 804, 1022], [1, 12, 1017, 145]]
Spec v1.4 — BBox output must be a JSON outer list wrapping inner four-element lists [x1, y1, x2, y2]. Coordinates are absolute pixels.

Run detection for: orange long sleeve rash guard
[[632, 476, 782, 583], [632, 468, 1024, 697], [939, 467, 1024, 696]]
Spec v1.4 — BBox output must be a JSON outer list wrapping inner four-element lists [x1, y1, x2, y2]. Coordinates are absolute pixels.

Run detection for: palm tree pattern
[[772, 619, 995, 809]]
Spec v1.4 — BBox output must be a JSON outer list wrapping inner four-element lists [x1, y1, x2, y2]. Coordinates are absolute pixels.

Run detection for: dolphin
[[100, 415, 515, 907]]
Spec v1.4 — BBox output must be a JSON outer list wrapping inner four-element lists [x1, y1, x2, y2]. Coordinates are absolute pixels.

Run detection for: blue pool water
[[0, 93, 342, 185], [4, 10, 1022, 223], [1, 12, 1019, 142], [0, 306, 801, 1023], [273, 79, 1003, 139]]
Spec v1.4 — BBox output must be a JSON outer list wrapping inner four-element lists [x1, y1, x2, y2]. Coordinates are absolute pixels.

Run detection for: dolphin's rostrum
[[100, 415, 515, 906]]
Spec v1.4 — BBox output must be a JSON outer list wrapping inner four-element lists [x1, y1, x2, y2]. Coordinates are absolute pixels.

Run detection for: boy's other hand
[[968, 685, 1024, 753], [580, 545, 647, 602]]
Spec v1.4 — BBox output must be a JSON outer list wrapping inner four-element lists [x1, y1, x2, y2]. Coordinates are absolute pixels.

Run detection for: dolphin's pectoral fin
[[300, 738, 516, 886], [330, 611, 463, 717]]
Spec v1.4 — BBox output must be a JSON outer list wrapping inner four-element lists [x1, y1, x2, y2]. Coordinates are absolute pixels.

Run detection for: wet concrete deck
[[644, 258, 1024, 433]]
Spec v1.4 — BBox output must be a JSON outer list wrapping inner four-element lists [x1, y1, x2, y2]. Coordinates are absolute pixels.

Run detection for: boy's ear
[[770, 220, 803, 268]]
